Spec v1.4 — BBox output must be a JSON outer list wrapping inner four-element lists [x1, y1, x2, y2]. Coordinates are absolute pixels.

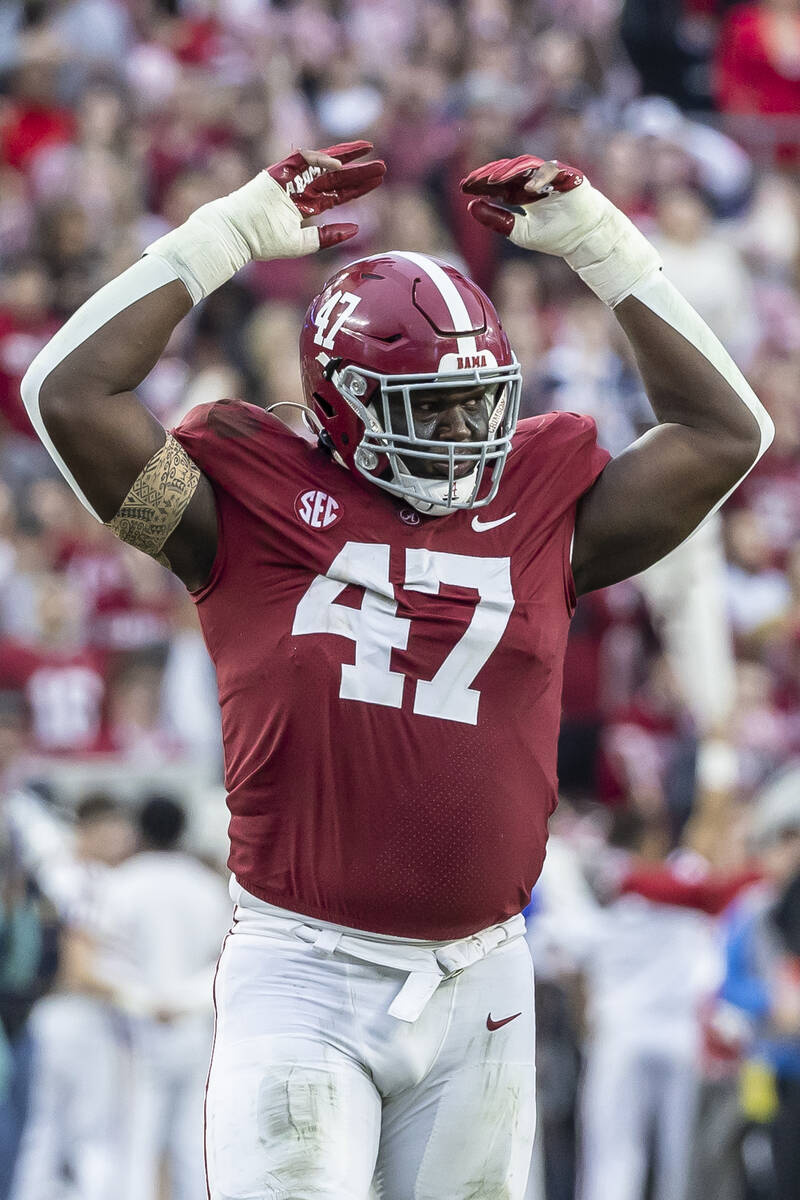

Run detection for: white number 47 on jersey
[[292, 541, 514, 725]]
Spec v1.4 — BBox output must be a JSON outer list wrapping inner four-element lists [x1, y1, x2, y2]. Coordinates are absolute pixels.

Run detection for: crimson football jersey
[[172, 400, 609, 939]]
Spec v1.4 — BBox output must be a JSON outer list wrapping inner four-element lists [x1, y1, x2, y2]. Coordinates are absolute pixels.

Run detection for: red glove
[[268, 141, 386, 248], [461, 154, 584, 237]]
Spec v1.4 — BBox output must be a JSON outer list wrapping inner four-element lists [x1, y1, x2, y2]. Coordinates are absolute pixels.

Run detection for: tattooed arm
[[106, 434, 202, 570]]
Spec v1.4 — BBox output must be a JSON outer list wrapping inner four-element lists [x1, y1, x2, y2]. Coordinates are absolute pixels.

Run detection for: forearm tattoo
[[105, 434, 200, 567]]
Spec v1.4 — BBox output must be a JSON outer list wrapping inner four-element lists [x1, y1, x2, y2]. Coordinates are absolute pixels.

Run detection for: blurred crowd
[[2, 0, 800, 1198]]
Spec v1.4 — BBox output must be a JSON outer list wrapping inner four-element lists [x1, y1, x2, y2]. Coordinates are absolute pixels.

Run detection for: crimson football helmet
[[299, 251, 522, 515]]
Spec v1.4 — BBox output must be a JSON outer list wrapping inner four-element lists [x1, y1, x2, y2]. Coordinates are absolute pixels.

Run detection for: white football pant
[[9, 995, 124, 1200], [205, 898, 536, 1199], [578, 1036, 699, 1200], [122, 1015, 213, 1200]]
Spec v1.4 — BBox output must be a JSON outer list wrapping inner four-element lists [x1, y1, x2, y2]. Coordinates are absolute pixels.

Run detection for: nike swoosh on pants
[[486, 1011, 522, 1031]]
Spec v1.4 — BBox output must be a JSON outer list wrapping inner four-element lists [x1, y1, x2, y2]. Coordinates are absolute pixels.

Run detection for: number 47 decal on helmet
[[313, 290, 362, 351]]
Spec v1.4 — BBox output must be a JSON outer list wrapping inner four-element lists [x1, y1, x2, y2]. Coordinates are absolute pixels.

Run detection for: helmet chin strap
[[398, 467, 479, 517]]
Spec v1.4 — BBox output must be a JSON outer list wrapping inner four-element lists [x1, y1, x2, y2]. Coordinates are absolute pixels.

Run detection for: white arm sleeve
[[629, 270, 774, 526], [20, 254, 181, 520]]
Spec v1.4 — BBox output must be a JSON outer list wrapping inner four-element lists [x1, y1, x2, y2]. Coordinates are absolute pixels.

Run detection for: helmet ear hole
[[313, 392, 335, 418]]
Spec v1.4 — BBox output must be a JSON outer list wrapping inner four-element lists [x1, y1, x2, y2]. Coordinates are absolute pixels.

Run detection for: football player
[[20, 142, 772, 1199]]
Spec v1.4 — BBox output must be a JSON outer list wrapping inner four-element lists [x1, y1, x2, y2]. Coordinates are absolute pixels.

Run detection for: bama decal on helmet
[[294, 490, 342, 529], [437, 350, 499, 373]]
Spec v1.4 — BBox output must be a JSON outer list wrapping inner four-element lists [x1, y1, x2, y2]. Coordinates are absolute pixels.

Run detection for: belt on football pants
[[294, 913, 525, 1023]]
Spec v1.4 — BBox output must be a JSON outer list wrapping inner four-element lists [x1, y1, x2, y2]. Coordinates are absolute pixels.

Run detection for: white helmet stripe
[[391, 251, 478, 359]]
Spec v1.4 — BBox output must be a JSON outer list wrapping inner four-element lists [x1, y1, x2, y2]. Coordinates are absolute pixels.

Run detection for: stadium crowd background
[[2, 0, 800, 1198]]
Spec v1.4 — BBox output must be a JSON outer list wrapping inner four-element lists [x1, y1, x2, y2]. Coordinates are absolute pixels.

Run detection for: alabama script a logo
[[295, 489, 342, 530]]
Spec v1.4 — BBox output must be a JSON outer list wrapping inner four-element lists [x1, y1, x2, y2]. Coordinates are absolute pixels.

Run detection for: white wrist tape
[[21, 254, 179, 520], [510, 179, 662, 307], [145, 171, 319, 304]]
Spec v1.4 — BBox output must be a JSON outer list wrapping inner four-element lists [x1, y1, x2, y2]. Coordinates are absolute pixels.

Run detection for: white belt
[[293, 915, 524, 1022]]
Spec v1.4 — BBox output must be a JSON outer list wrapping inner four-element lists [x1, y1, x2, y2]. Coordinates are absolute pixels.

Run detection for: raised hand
[[143, 142, 386, 306], [461, 152, 660, 308], [461, 155, 594, 253], [268, 142, 386, 249], [461, 155, 583, 234]]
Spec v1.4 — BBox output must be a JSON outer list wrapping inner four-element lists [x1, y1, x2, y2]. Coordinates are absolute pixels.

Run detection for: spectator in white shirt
[[9, 791, 135, 1200], [100, 795, 231, 1200]]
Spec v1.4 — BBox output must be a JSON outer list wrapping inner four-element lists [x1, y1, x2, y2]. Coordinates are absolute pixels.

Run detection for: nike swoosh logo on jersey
[[486, 1011, 522, 1031], [471, 512, 517, 532]]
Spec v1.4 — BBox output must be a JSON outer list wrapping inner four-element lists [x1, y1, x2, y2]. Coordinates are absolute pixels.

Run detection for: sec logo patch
[[295, 489, 342, 529]]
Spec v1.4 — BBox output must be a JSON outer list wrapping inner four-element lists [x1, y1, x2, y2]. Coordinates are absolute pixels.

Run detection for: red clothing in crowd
[[562, 585, 651, 726], [0, 308, 61, 437], [621, 865, 762, 915], [1, 103, 75, 172], [597, 696, 686, 807], [716, 6, 800, 113], [56, 537, 176, 651], [172, 15, 224, 64], [443, 150, 503, 295], [0, 638, 108, 755]]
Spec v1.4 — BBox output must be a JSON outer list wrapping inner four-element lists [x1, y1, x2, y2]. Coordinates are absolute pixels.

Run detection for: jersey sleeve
[[512, 412, 610, 512], [511, 412, 611, 614], [170, 398, 298, 482], [170, 399, 303, 601]]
